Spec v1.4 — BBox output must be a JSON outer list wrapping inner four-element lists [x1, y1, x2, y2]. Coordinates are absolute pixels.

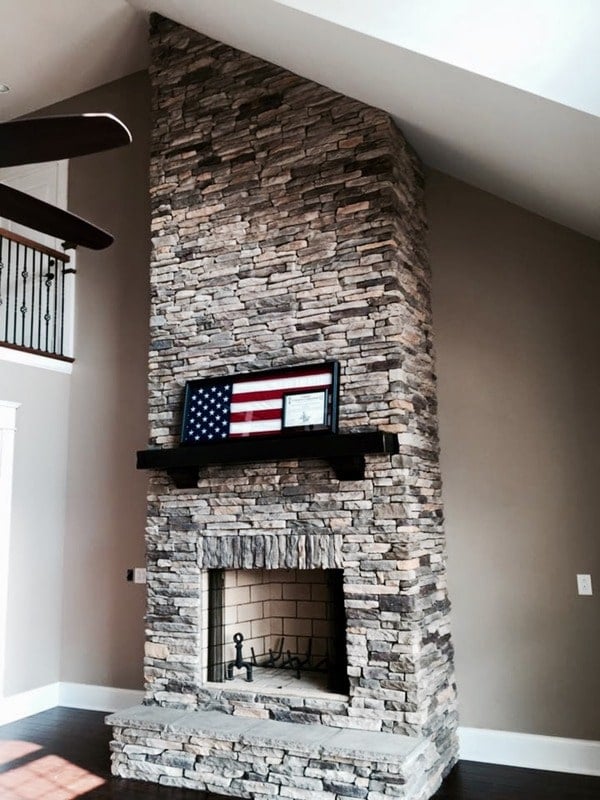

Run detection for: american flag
[[182, 365, 335, 443]]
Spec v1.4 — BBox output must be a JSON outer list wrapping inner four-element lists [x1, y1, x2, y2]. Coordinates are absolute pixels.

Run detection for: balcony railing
[[0, 227, 75, 361]]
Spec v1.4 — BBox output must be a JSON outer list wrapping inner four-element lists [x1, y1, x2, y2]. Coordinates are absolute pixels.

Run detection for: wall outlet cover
[[576, 574, 593, 596], [133, 567, 147, 584]]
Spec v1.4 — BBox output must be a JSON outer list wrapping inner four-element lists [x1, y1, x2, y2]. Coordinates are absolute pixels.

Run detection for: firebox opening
[[201, 568, 349, 696]]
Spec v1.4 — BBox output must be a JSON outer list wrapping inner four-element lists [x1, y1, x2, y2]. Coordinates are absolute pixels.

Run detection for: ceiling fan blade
[[0, 113, 132, 168], [0, 183, 113, 250]]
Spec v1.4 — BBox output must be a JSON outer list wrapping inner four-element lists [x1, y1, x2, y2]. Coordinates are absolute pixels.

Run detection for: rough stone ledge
[[106, 705, 428, 767]]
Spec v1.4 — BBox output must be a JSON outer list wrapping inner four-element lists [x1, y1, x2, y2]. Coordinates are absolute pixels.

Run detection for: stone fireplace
[[107, 14, 458, 800]]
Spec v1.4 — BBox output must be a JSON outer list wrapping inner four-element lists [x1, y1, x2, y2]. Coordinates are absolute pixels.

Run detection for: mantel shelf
[[137, 431, 399, 487]]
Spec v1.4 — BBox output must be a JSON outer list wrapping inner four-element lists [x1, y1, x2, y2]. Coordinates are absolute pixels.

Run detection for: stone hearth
[[108, 14, 458, 800]]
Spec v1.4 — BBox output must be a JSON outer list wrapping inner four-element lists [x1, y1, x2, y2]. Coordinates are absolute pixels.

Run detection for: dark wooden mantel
[[137, 431, 399, 487]]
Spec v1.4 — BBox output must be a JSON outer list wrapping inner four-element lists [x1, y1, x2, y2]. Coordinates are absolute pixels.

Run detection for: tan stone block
[[145, 642, 169, 660]]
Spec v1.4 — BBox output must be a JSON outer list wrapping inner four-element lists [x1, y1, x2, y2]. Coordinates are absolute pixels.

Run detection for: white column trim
[[0, 402, 20, 699], [0, 400, 20, 429]]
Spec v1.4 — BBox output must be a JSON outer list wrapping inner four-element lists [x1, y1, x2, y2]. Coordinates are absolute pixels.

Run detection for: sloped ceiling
[[0, 1, 148, 123], [2, 0, 599, 239]]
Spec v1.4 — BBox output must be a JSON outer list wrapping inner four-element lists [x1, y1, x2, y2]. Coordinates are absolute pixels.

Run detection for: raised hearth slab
[[107, 705, 439, 799]]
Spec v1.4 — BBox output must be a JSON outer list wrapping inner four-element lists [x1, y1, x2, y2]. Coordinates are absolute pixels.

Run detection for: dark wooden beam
[[137, 431, 399, 487]]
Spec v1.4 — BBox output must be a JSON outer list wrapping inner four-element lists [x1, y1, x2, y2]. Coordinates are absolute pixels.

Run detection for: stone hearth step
[[107, 705, 438, 799]]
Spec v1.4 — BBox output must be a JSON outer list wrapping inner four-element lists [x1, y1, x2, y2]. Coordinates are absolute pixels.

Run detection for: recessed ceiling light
[[0, 84, 10, 93]]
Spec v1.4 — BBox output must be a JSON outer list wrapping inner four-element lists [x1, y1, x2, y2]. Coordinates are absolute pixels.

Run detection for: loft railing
[[0, 227, 75, 361]]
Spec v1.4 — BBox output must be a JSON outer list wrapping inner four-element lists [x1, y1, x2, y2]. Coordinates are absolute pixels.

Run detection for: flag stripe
[[230, 409, 281, 422], [231, 389, 288, 404], [232, 382, 331, 404], [234, 367, 331, 386], [231, 372, 332, 396], [229, 429, 283, 438], [229, 419, 283, 435], [230, 399, 281, 413]]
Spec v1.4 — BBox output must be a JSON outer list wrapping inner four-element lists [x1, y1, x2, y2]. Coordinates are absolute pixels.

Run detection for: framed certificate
[[282, 390, 329, 430]]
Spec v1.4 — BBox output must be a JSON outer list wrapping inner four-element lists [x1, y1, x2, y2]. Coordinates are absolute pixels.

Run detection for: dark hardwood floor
[[0, 707, 598, 799]]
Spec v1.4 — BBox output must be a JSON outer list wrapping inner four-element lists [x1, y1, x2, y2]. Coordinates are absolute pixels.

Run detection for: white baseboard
[[0, 682, 142, 724], [459, 726, 600, 776], [59, 682, 144, 712], [0, 682, 59, 725]]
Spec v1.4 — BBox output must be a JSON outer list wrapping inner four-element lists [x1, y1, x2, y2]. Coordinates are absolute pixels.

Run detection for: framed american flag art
[[180, 361, 340, 444]]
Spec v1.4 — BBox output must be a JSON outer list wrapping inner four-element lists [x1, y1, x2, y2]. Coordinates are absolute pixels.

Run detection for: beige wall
[[427, 170, 600, 740], [0, 72, 150, 697], [0, 363, 69, 695], [43, 72, 151, 689]]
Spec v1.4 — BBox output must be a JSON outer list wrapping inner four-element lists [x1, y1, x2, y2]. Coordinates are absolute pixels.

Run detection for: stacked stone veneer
[[109, 14, 458, 800]]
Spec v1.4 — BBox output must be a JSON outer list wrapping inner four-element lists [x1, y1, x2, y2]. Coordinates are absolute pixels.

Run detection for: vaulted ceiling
[[2, 0, 599, 239]]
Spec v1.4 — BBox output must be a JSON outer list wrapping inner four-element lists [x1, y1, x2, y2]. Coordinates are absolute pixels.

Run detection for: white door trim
[[0, 400, 20, 699]]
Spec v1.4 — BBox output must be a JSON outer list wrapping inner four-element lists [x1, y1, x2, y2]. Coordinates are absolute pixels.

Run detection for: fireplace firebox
[[203, 568, 349, 695]]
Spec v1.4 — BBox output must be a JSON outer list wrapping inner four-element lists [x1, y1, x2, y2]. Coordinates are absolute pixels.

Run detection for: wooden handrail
[[0, 226, 70, 263]]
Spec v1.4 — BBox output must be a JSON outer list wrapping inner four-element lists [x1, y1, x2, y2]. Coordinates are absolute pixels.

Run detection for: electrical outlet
[[133, 567, 147, 584], [576, 574, 593, 596]]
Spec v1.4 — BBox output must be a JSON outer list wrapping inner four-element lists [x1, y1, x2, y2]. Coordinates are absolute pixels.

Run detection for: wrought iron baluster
[[52, 250, 59, 353], [37, 251, 44, 351], [44, 258, 55, 352], [4, 238, 11, 342], [20, 245, 29, 346], [12, 242, 20, 345], [59, 259, 65, 356], [0, 236, 4, 335], [29, 245, 37, 348]]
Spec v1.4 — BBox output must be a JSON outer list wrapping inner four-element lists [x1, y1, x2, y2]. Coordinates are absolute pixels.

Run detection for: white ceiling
[[276, 0, 600, 116], [2, 0, 599, 240]]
